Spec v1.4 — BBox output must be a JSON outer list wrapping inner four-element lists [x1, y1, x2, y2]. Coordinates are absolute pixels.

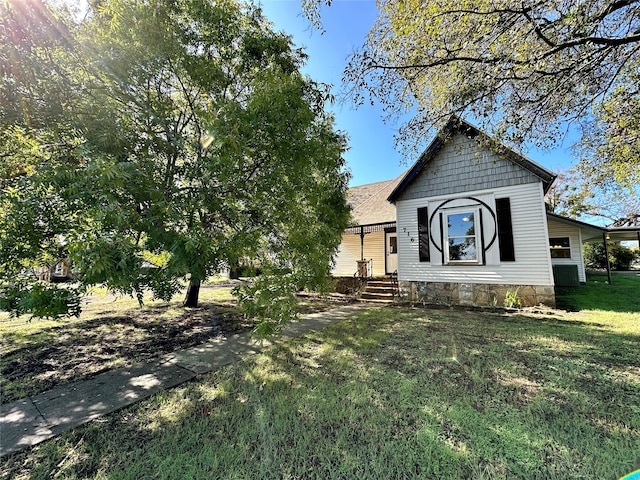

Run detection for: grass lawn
[[556, 272, 640, 314], [0, 283, 342, 403], [1, 275, 639, 479]]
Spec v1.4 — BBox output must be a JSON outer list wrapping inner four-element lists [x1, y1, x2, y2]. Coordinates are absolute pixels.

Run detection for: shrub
[[584, 242, 638, 270], [610, 244, 637, 270]]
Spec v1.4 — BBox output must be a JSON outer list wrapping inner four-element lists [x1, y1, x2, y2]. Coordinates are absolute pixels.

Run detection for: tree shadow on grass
[[1, 294, 351, 404], [3, 306, 639, 479], [0, 302, 254, 403]]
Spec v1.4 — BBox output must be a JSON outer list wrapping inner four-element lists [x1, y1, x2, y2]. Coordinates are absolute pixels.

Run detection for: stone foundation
[[398, 281, 555, 308], [332, 277, 356, 294]]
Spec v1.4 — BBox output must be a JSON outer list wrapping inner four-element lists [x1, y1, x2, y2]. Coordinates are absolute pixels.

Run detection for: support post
[[603, 233, 612, 285]]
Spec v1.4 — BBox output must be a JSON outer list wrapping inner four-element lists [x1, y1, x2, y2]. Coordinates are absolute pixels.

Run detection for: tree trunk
[[183, 278, 201, 307], [229, 260, 240, 280]]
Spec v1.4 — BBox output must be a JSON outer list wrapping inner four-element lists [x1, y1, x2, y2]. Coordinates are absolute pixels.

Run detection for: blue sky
[[259, 0, 579, 187]]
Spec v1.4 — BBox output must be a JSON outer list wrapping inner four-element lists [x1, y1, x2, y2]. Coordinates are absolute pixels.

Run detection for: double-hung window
[[549, 237, 571, 258], [445, 208, 479, 264]]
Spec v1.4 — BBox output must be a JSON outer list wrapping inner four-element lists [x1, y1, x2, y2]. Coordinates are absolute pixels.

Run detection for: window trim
[[549, 237, 572, 259], [443, 206, 481, 265]]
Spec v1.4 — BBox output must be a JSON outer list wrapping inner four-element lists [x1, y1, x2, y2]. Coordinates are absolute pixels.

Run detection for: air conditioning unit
[[553, 265, 579, 287]]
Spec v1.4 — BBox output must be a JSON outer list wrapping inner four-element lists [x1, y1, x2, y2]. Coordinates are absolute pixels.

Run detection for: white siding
[[332, 231, 387, 277], [547, 218, 587, 282], [396, 182, 554, 285]]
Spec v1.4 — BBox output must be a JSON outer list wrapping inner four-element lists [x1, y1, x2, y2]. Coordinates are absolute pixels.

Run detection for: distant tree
[[545, 169, 640, 226], [585, 243, 638, 271], [576, 64, 640, 189], [0, 0, 351, 334], [545, 171, 595, 219], [611, 214, 640, 228]]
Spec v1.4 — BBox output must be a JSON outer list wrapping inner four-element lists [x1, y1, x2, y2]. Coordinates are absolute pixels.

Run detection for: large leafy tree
[[576, 63, 640, 188], [0, 0, 86, 316], [307, 0, 640, 183], [0, 0, 351, 335]]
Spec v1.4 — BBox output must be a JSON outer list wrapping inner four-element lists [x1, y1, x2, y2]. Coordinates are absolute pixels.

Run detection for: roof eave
[[546, 212, 608, 240], [387, 125, 451, 203], [387, 116, 558, 202]]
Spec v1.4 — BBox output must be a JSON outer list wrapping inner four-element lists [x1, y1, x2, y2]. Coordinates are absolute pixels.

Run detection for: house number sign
[[403, 227, 415, 242]]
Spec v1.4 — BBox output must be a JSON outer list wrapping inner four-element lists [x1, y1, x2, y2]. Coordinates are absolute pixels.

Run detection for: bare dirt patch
[[1, 286, 348, 403]]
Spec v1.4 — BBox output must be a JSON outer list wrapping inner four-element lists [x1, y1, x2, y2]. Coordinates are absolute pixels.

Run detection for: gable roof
[[348, 173, 404, 226], [387, 116, 557, 203], [546, 211, 607, 241]]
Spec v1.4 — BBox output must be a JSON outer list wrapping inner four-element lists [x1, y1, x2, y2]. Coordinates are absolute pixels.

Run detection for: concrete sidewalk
[[0, 304, 366, 457]]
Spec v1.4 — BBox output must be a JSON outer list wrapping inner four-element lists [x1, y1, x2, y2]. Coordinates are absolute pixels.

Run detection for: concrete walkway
[[0, 304, 367, 457]]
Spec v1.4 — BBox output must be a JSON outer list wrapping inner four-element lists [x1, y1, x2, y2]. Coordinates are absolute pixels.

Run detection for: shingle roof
[[348, 173, 404, 226]]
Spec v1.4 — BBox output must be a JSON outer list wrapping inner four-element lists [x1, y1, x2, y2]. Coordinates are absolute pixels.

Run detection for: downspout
[[603, 232, 612, 285], [360, 226, 365, 261]]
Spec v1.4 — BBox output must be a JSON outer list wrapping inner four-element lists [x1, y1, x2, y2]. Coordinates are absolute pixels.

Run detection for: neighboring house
[[332, 117, 608, 307], [33, 259, 73, 282]]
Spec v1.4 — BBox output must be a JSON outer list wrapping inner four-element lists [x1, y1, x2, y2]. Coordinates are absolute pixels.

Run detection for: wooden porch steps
[[359, 279, 396, 303]]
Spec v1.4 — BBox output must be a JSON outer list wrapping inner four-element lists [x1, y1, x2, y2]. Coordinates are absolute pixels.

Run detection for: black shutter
[[479, 208, 486, 265], [417, 207, 430, 262], [439, 212, 445, 264], [496, 198, 515, 261]]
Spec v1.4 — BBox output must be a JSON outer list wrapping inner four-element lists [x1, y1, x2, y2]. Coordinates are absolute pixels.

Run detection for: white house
[[332, 117, 607, 307]]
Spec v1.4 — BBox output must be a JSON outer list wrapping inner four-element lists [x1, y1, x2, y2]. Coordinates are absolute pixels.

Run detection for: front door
[[385, 232, 398, 274]]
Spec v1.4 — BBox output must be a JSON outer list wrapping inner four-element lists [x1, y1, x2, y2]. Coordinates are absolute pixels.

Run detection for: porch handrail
[[390, 269, 399, 299]]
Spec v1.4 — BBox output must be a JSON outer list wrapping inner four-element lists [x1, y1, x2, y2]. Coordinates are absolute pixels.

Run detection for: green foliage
[[544, 170, 594, 219], [0, 280, 82, 319], [577, 65, 640, 189], [235, 274, 299, 338], [324, 0, 640, 178], [584, 243, 607, 270], [584, 242, 638, 271], [503, 288, 522, 309], [544, 168, 640, 226], [610, 245, 638, 271], [0, 0, 351, 328]]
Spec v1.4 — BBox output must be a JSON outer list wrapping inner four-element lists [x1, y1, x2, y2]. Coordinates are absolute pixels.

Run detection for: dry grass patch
[[0, 285, 343, 402]]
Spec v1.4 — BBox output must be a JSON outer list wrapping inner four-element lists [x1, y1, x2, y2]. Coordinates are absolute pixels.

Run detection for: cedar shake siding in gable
[[396, 134, 543, 202]]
